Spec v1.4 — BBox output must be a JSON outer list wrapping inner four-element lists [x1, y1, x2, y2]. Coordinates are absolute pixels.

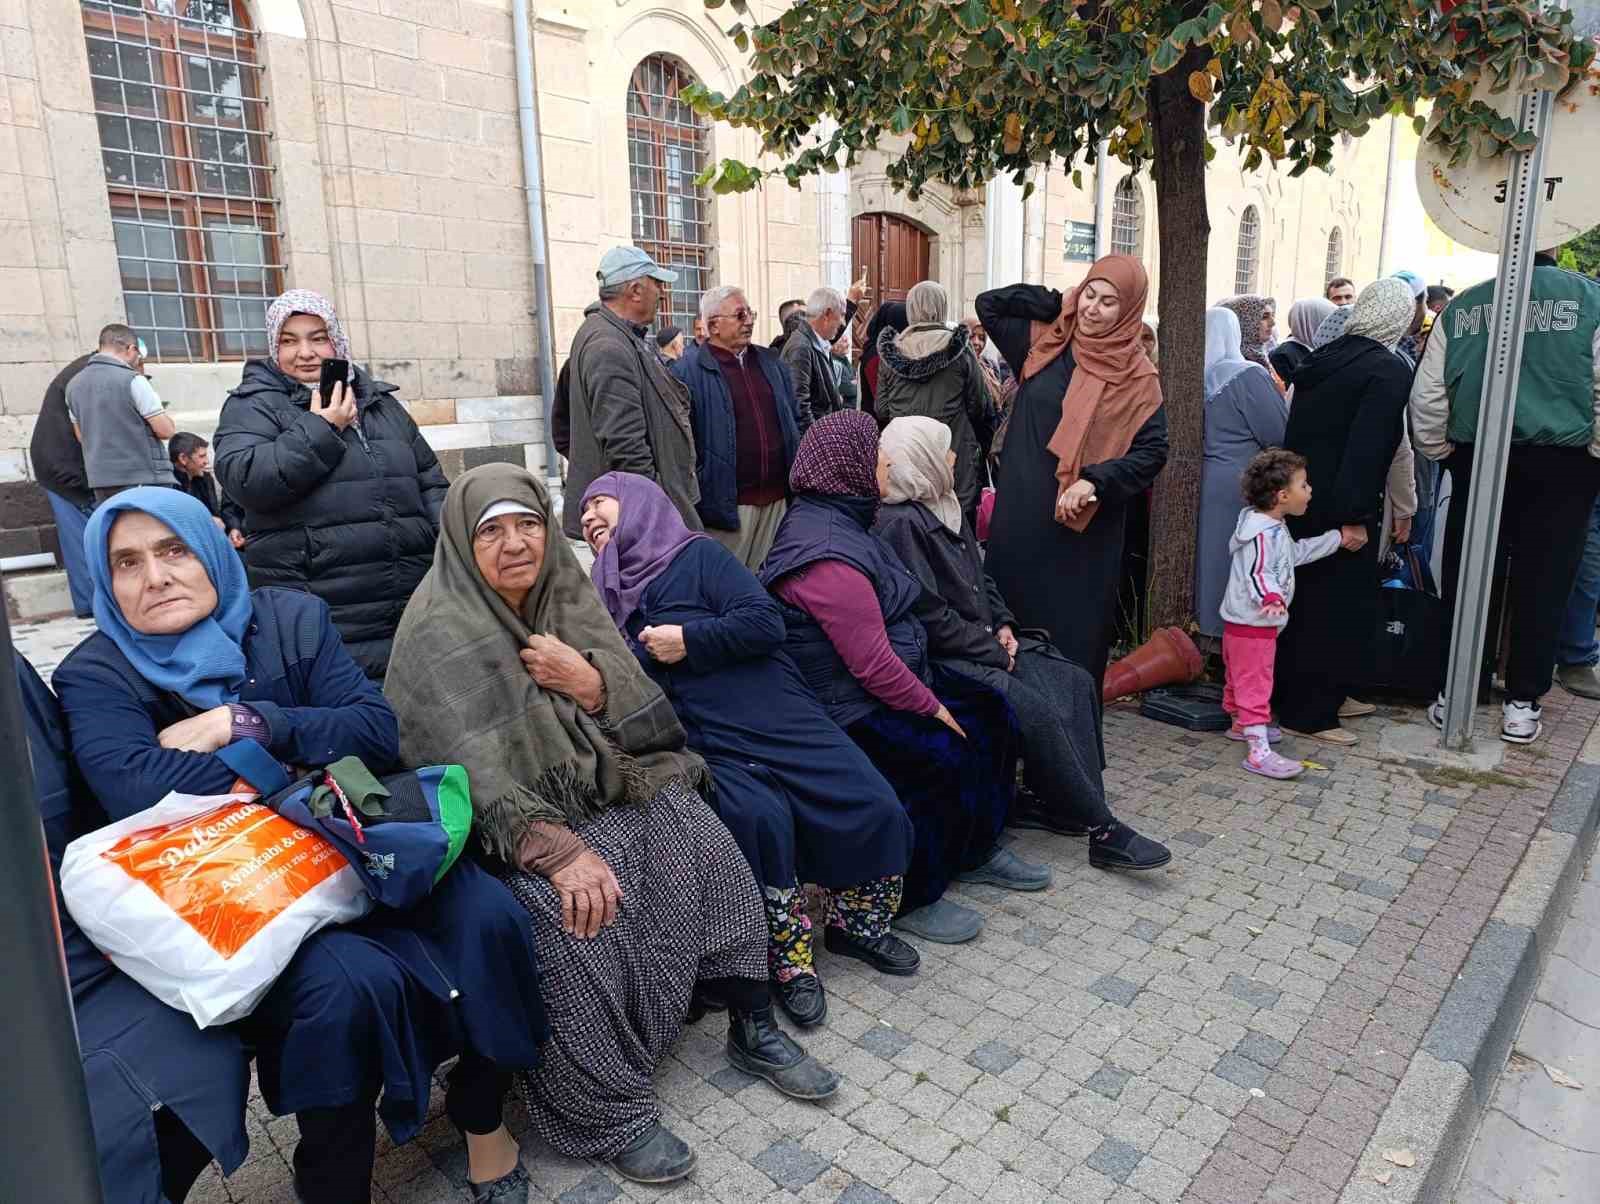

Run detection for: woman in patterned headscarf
[[759, 412, 1033, 946], [213, 288, 449, 678], [1220, 294, 1281, 382], [1271, 279, 1417, 744]]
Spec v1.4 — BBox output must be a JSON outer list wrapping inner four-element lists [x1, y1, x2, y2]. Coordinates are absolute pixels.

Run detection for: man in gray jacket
[[65, 323, 176, 502], [561, 246, 701, 539]]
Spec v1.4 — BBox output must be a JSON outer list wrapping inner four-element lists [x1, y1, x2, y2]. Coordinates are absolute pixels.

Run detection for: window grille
[[1110, 177, 1143, 259], [627, 55, 713, 333], [82, 0, 281, 362], [1325, 227, 1344, 283], [1235, 205, 1260, 295]]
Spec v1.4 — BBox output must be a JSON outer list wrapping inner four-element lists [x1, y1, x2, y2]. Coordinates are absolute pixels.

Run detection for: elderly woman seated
[[759, 411, 1044, 946], [384, 463, 838, 1186], [874, 418, 1172, 872], [577, 470, 917, 1028], [51, 488, 545, 1204]]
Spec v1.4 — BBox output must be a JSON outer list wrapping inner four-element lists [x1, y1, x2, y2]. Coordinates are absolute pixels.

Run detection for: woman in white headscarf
[[1269, 298, 1338, 386], [1272, 279, 1417, 744], [872, 417, 1171, 872], [1195, 307, 1289, 638]]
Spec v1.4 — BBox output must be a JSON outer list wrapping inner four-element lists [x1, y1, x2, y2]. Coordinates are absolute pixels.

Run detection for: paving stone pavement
[[15, 613, 1598, 1204], [1452, 849, 1600, 1202]]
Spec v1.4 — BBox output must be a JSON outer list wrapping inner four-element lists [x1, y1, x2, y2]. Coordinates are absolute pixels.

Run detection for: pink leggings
[[1222, 623, 1278, 728]]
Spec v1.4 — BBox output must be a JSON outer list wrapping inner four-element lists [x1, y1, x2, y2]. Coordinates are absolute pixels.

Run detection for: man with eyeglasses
[[671, 285, 805, 569], [561, 246, 703, 540]]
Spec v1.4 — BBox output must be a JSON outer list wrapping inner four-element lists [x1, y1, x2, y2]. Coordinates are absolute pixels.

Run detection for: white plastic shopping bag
[[61, 789, 372, 1027]]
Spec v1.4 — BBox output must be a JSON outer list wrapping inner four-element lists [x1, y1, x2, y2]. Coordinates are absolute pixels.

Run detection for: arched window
[[82, 0, 281, 361], [627, 55, 713, 332], [1110, 177, 1143, 259], [1325, 227, 1344, 283], [1235, 205, 1260, 294]]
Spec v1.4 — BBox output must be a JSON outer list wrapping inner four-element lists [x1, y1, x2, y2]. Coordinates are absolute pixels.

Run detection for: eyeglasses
[[473, 515, 546, 546], [713, 308, 757, 325]]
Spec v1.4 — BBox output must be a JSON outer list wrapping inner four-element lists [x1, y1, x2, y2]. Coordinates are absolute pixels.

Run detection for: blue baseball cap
[[1390, 270, 1426, 300], [597, 246, 677, 288]]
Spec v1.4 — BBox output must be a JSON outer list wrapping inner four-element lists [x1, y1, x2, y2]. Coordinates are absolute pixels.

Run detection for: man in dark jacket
[[561, 246, 701, 539], [672, 285, 803, 569], [214, 291, 448, 679], [169, 431, 246, 547], [28, 351, 96, 616], [779, 286, 849, 430]]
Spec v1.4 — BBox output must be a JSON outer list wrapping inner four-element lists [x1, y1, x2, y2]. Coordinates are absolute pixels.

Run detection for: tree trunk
[[1144, 49, 1211, 632]]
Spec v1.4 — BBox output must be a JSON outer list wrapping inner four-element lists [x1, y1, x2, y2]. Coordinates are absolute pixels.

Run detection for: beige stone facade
[[1, 0, 1470, 607]]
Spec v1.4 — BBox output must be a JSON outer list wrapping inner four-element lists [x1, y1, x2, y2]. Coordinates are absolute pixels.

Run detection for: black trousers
[[1441, 444, 1600, 703]]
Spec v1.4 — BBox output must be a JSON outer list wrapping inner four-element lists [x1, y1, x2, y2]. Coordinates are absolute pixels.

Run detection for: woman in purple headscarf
[[578, 471, 917, 1029]]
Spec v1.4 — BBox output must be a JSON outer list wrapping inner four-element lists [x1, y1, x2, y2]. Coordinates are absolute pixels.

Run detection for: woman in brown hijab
[[386, 463, 838, 1185], [976, 256, 1169, 711]]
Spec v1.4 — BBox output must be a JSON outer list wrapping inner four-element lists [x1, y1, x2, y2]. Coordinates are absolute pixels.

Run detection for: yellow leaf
[[1229, 12, 1252, 44], [1003, 112, 1024, 154], [1188, 70, 1215, 102], [1207, 57, 1223, 79], [1381, 1148, 1417, 1169], [1262, 0, 1283, 31]]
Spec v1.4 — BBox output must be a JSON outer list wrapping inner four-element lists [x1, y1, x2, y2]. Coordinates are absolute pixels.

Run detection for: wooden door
[[852, 213, 932, 305]]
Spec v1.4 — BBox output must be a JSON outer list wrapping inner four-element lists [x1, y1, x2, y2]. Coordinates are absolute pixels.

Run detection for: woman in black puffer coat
[[214, 289, 447, 679]]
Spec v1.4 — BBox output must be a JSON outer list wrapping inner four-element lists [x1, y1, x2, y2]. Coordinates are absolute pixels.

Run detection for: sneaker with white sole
[[1501, 699, 1542, 744], [1427, 694, 1445, 730]]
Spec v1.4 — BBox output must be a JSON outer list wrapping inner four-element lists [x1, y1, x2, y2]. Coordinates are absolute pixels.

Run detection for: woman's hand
[[309, 381, 357, 430], [1054, 479, 1097, 524], [638, 625, 687, 665], [933, 704, 967, 739], [995, 624, 1019, 671], [1339, 523, 1369, 552], [544, 851, 623, 938], [158, 706, 234, 753], [522, 634, 606, 713], [1391, 514, 1413, 545]]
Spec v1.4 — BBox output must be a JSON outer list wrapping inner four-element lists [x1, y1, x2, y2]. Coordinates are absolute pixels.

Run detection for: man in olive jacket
[[561, 246, 701, 539]]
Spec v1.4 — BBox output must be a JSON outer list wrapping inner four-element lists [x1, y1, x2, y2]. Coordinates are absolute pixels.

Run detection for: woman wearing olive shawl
[[386, 464, 838, 1186]]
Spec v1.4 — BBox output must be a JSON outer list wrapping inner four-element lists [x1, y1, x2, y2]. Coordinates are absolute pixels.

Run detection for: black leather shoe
[[726, 1006, 840, 1100], [823, 925, 921, 976], [1088, 820, 1173, 872], [609, 1123, 697, 1184], [772, 972, 828, 1026], [1008, 790, 1090, 837]]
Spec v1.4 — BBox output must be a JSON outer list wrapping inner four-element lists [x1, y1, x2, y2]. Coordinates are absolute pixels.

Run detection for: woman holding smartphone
[[214, 289, 449, 679]]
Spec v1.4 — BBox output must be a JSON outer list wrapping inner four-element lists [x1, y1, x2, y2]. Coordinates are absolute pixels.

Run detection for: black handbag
[[1369, 542, 1445, 698]]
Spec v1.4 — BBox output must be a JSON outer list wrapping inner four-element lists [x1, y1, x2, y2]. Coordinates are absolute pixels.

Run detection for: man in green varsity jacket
[[1410, 253, 1600, 744]]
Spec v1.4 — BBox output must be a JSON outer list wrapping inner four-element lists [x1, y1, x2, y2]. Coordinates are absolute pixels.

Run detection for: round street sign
[[1417, 12, 1600, 253]]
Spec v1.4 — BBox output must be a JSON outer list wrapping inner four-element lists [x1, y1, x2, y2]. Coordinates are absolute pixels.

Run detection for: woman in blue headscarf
[[53, 487, 547, 1204]]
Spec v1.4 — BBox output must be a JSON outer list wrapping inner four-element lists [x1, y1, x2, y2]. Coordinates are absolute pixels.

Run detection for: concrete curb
[[1338, 725, 1600, 1204]]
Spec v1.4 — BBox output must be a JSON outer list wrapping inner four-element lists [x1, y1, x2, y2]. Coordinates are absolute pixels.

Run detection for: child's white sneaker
[[1427, 693, 1445, 730], [1501, 700, 1543, 744]]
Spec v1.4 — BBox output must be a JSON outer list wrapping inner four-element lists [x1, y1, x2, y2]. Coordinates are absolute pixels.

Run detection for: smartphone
[[318, 358, 350, 399]]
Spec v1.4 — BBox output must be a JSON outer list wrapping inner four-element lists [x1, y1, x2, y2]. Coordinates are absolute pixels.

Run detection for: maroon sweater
[[709, 344, 787, 506]]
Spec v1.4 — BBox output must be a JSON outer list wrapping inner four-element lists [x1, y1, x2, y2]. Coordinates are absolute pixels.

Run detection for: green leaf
[[1413, 114, 1427, 135], [1152, 37, 1184, 74], [890, 104, 913, 134]]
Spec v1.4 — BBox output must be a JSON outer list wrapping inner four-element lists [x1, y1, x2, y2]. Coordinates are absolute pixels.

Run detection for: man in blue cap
[[561, 246, 703, 539]]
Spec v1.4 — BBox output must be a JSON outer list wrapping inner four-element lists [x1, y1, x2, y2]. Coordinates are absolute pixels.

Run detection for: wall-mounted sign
[[1064, 221, 1096, 262]]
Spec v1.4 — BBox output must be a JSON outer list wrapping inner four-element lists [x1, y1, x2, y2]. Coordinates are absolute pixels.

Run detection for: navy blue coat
[[759, 495, 932, 728], [671, 341, 803, 530], [21, 657, 250, 1204], [626, 539, 912, 891], [53, 589, 546, 1146]]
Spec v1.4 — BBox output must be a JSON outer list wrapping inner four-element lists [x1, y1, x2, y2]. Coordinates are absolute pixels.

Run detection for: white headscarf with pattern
[[265, 289, 352, 362], [1343, 278, 1416, 350]]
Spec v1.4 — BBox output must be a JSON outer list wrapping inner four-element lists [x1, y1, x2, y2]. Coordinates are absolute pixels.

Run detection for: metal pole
[[0, 594, 104, 1202], [511, 0, 564, 515], [1439, 87, 1553, 749]]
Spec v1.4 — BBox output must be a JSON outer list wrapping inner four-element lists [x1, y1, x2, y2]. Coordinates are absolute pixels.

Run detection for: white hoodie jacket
[[1219, 507, 1342, 630]]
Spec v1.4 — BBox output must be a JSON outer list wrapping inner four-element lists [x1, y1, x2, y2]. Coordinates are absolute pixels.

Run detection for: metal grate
[[1110, 177, 1143, 259], [82, 0, 282, 362], [1324, 226, 1343, 283], [627, 55, 713, 333], [1235, 205, 1260, 295]]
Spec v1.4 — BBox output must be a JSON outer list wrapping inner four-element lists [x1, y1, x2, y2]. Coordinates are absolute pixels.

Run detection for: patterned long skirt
[[498, 779, 766, 1158]]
